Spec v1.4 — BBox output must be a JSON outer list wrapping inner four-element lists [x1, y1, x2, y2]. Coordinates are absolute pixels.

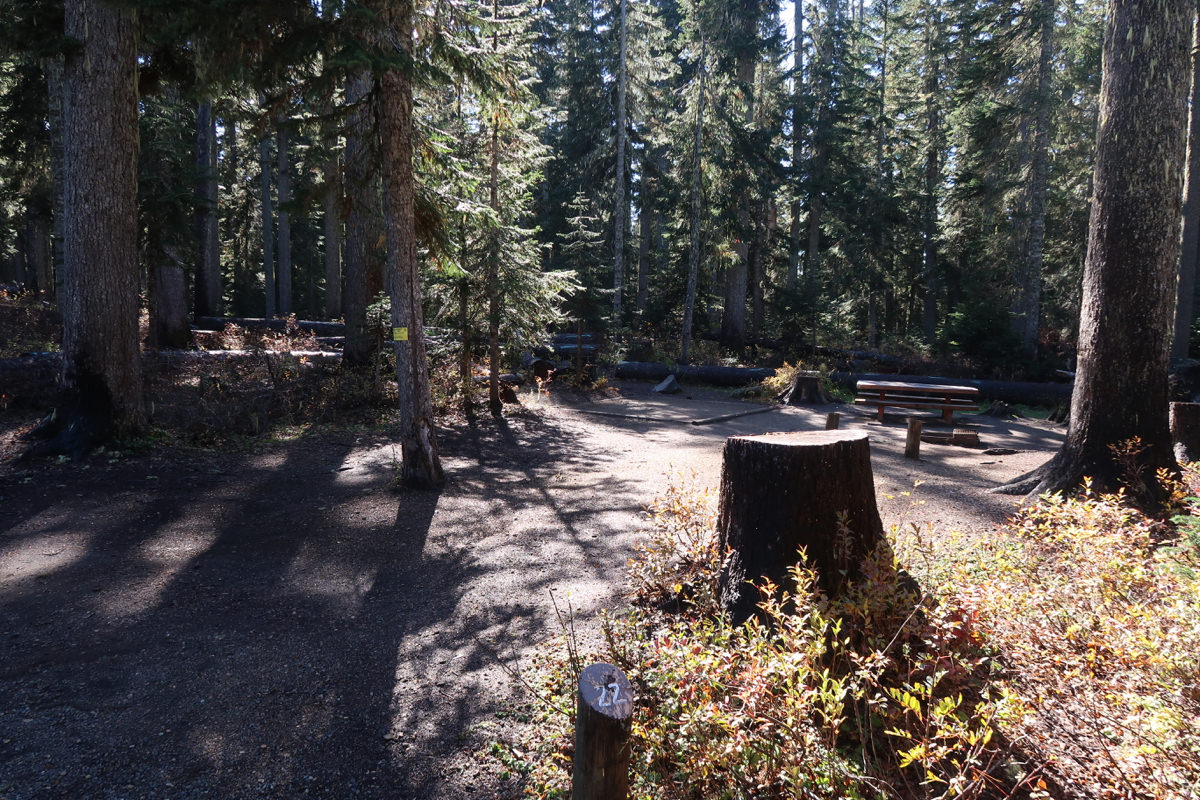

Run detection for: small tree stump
[[1170, 401, 1200, 462], [572, 663, 633, 800], [716, 431, 886, 621], [905, 417, 922, 459], [825, 412, 841, 430], [778, 371, 834, 405]]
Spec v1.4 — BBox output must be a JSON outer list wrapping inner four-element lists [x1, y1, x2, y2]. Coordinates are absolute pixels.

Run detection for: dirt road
[[0, 385, 1062, 799]]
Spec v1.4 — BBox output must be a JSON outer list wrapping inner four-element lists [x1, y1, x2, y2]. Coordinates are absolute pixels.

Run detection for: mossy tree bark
[[716, 431, 885, 623], [195, 97, 221, 318], [276, 120, 293, 316], [342, 70, 385, 368], [59, 0, 144, 437], [258, 95, 276, 319], [1171, 402, 1200, 462], [996, 0, 1192, 503], [375, 0, 445, 488], [1173, 0, 1200, 361]]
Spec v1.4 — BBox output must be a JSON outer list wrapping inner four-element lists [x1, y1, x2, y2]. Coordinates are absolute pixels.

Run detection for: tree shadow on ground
[[0, 408, 649, 799]]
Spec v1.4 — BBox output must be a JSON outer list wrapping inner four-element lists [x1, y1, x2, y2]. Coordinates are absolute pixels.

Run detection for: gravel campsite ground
[[0, 382, 1064, 799]]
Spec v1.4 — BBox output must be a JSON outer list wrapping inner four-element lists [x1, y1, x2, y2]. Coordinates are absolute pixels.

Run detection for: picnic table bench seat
[[854, 379, 980, 423]]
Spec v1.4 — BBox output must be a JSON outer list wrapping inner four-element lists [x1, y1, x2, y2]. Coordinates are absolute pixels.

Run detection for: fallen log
[[615, 361, 775, 387], [194, 316, 346, 336], [695, 332, 907, 367], [149, 349, 343, 366]]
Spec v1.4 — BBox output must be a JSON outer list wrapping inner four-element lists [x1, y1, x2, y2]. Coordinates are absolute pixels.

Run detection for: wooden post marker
[[572, 663, 634, 800], [716, 431, 886, 622], [825, 412, 841, 430], [1170, 401, 1200, 462], [905, 417, 922, 459]]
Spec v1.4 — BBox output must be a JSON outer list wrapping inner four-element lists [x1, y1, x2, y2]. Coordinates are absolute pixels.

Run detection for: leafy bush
[[502, 474, 1200, 799], [899, 479, 1200, 798]]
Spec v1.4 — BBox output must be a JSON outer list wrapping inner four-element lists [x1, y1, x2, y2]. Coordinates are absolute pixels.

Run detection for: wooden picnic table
[[854, 379, 980, 423]]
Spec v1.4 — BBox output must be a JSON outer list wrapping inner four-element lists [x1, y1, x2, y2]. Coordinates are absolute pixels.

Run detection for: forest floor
[[0, 379, 1064, 799]]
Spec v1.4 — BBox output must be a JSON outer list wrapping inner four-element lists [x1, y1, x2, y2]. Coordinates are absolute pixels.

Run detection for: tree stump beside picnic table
[[777, 370, 834, 405], [854, 380, 980, 423]]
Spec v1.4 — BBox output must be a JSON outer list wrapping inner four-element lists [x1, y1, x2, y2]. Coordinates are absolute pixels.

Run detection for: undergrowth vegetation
[[496, 469, 1200, 799]]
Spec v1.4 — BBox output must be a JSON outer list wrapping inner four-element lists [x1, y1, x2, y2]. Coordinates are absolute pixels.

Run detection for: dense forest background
[[0, 0, 1182, 379]]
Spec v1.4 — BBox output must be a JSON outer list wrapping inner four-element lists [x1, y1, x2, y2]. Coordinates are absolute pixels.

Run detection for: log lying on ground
[[151, 349, 343, 363], [832, 371, 1072, 408], [696, 332, 907, 367], [615, 361, 775, 387], [194, 316, 346, 336], [716, 430, 886, 622]]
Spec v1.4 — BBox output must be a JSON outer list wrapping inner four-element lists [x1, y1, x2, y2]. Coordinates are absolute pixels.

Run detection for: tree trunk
[[345, 70, 376, 367], [459, 273, 472, 402], [45, 55, 65, 301], [997, 0, 1192, 504], [1174, 0, 1200, 361], [920, 0, 943, 345], [612, 0, 628, 323], [375, 0, 444, 488], [788, 0, 804, 292], [487, 122, 503, 415], [805, 0, 832, 307], [1010, 0, 1054, 357], [487, 0, 504, 416], [195, 97, 221, 317], [258, 101, 276, 318], [24, 196, 52, 299], [721, 18, 756, 351], [324, 148, 342, 319], [870, 1, 890, 351], [12, 216, 28, 287], [343, 71, 384, 368], [717, 431, 886, 622], [636, 154, 653, 317], [276, 120, 293, 316], [150, 260, 189, 349], [681, 36, 706, 365], [322, 1, 342, 321], [60, 0, 144, 435], [1171, 401, 1200, 462]]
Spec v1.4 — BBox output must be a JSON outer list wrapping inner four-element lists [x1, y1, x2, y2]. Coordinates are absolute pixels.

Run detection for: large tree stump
[[777, 370, 834, 405], [716, 431, 885, 622], [1171, 401, 1200, 462]]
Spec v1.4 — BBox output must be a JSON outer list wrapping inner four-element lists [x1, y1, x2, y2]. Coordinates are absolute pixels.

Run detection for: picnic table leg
[[876, 393, 886, 421], [941, 394, 954, 424]]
